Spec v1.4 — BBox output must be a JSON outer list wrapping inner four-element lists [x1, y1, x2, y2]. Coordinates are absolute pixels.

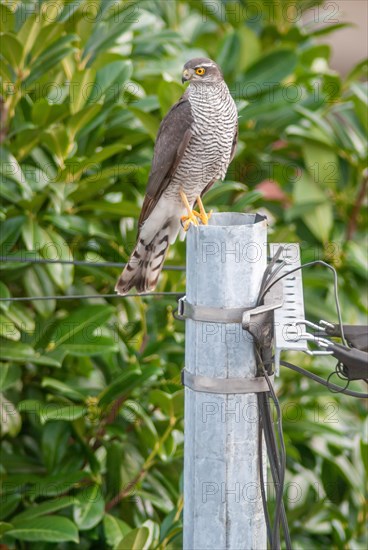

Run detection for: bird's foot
[[181, 211, 199, 231], [180, 190, 199, 231], [194, 195, 213, 225], [180, 191, 212, 231]]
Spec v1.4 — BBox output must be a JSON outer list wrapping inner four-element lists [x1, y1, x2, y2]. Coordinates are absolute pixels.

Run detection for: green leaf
[[0, 147, 32, 199], [0, 5, 15, 33], [0, 364, 21, 392], [32, 98, 52, 126], [24, 40, 75, 86], [0, 57, 12, 82], [0, 33, 23, 69], [62, 143, 127, 181], [309, 22, 352, 37], [0, 522, 13, 536], [93, 59, 133, 101], [99, 366, 158, 406], [345, 241, 368, 279], [41, 377, 85, 401], [57, 334, 118, 357], [42, 228, 74, 290], [30, 22, 64, 60], [0, 494, 21, 521], [0, 394, 21, 437], [294, 172, 333, 242], [23, 265, 56, 318], [39, 404, 86, 424], [70, 68, 96, 114], [0, 313, 20, 340], [351, 83, 368, 132], [0, 282, 10, 311], [42, 126, 70, 163], [104, 514, 131, 547], [6, 516, 79, 543], [78, 200, 140, 217], [294, 105, 335, 142], [115, 526, 150, 550], [321, 460, 347, 504], [0, 341, 61, 366], [129, 107, 160, 140], [0, 216, 25, 255], [240, 49, 298, 98], [42, 421, 70, 471], [157, 80, 184, 117], [232, 190, 263, 211], [303, 143, 340, 189], [17, 14, 42, 62], [150, 389, 174, 417], [49, 305, 114, 349], [68, 103, 102, 138], [12, 496, 75, 522], [73, 484, 105, 531]]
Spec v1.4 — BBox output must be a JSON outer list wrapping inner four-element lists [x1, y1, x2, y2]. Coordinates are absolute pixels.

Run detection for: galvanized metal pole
[[183, 212, 268, 550]]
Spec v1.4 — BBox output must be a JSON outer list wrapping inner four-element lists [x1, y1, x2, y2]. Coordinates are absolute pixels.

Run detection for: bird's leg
[[193, 195, 213, 225], [180, 190, 199, 231]]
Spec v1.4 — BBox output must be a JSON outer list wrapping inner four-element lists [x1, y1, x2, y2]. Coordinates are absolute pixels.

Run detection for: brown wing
[[200, 120, 238, 198], [138, 91, 194, 227]]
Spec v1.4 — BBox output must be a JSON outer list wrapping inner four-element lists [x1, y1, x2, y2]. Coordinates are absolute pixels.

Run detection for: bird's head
[[182, 57, 223, 84]]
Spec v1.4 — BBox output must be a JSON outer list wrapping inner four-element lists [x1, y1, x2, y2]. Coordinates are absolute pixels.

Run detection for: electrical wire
[[253, 250, 292, 550], [251, 251, 351, 550], [0, 256, 185, 301], [280, 360, 368, 398], [0, 292, 184, 302], [256, 348, 291, 550], [258, 419, 272, 543], [260, 260, 347, 346], [0, 256, 185, 271]]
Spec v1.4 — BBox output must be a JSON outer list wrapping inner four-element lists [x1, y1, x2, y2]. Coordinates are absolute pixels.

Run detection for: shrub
[[0, 1, 366, 548]]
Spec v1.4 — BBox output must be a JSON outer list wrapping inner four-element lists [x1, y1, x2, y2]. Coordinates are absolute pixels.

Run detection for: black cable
[[0, 292, 184, 302], [280, 360, 368, 399], [258, 391, 291, 550], [253, 247, 292, 549], [258, 418, 272, 544], [258, 392, 280, 549], [252, 252, 362, 549], [0, 256, 185, 271], [256, 246, 285, 307], [257, 352, 292, 550]]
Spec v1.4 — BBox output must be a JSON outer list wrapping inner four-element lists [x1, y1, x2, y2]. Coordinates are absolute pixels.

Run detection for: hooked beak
[[182, 68, 192, 83]]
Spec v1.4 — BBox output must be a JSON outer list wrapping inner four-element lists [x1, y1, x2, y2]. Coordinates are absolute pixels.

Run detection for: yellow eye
[[195, 67, 205, 76]]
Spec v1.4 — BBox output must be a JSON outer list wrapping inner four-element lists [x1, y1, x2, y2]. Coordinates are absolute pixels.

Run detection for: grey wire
[[0, 256, 185, 271], [0, 292, 184, 302], [260, 260, 347, 347]]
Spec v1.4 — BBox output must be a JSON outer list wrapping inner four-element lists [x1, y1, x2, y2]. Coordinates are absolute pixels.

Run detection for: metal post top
[[187, 211, 267, 229]]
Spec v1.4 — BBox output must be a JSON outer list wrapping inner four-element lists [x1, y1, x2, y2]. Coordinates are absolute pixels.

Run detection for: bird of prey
[[115, 57, 238, 295]]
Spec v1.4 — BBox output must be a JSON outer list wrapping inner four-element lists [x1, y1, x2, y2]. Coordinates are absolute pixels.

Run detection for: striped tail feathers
[[115, 227, 171, 295]]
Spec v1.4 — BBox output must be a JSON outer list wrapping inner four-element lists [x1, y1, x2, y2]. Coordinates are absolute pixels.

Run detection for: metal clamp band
[[181, 369, 274, 394], [177, 296, 251, 324]]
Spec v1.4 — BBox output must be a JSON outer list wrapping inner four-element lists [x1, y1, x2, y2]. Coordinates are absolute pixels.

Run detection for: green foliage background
[[0, 0, 367, 548]]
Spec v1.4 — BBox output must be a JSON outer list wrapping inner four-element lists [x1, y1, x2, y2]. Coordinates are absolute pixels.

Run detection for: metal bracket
[[242, 280, 284, 370], [177, 296, 251, 323], [176, 243, 308, 377], [182, 369, 274, 394]]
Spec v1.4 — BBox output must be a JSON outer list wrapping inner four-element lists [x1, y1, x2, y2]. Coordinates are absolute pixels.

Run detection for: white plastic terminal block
[[269, 243, 308, 374]]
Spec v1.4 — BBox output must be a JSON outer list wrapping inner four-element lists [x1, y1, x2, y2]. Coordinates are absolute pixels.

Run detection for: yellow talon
[[195, 195, 213, 225], [181, 211, 199, 231], [180, 191, 212, 231]]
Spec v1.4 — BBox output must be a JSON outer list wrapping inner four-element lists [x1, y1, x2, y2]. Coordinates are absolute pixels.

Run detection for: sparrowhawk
[[115, 57, 238, 294]]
